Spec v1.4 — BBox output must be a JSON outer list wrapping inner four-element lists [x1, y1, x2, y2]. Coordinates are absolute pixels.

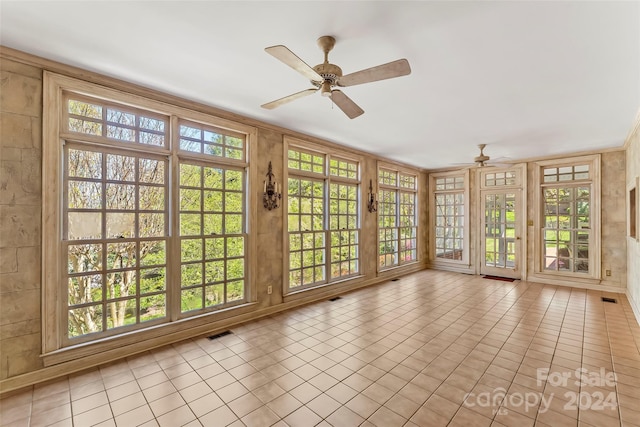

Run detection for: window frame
[[428, 169, 470, 269], [43, 72, 257, 361], [283, 136, 362, 295], [533, 154, 601, 281], [377, 162, 420, 272]]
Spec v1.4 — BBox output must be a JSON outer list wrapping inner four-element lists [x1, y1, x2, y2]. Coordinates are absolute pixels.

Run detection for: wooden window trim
[[377, 162, 420, 272], [428, 169, 470, 268], [532, 154, 601, 282], [42, 72, 258, 364], [283, 136, 363, 295]]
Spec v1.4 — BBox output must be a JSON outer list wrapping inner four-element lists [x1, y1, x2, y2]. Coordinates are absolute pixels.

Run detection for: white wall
[[627, 119, 640, 324]]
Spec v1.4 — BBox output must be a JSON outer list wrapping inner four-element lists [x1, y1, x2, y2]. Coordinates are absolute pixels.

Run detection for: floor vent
[[482, 275, 515, 282], [329, 296, 342, 302], [601, 297, 617, 304], [208, 330, 232, 340], [391, 279, 399, 282]]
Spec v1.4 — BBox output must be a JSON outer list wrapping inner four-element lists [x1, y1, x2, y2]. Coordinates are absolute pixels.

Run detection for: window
[[286, 141, 360, 292], [177, 120, 247, 314], [65, 146, 169, 338], [429, 171, 469, 265], [536, 156, 600, 278], [484, 171, 516, 187], [378, 166, 418, 269], [44, 74, 256, 353]]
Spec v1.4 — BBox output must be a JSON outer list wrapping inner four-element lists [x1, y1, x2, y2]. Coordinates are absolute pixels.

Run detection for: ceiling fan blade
[[330, 90, 364, 119], [337, 59, 411, 87], [265, 45, 323, 83], [261, 88, 318, 110]]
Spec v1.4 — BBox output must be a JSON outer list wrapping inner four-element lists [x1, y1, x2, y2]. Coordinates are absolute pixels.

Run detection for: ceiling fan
[[473, 144, 491, 167], [455, 144, 512, 168], [261, 35, 411, 119]]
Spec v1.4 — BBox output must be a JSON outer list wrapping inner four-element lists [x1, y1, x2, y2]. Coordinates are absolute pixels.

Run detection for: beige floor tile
[[383, 393, 420, 419], [187, 392, 224, 418], [306, 393, 341, 418], [0, 401, 32, 426], [31, 390, 69, 414], [72, 403, 113, 427], [30, 403, 71, 427], [288, 381, 321, 404], [240, 406, 280, 427], [216, 381, 249, 403], [448, 406, 493, 427], [178, 381, 213, 404], [325, 406, 365, 427], [410, 405, 451, 427], [71, 390, 109, 415], [142, 381, 177, 403], [109, 391, 147, 417], [362, 383, 395, 405], [346, 393, 381, 419], [283, 405, 322, 427], [368, 405, 407, 427], [325, 382, 358, 404], [227, 392, 263, 418], [149, 391, 186, 417], [106, 380, 140, 402], [423, 394, 460, 420], [7, 271, 640, 427], [198, 404, 237, 427], [266, 393, 303, 418]]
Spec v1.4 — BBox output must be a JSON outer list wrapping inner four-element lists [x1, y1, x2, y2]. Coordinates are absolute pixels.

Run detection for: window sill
[[284, 275, 366, 300], [42, 301, 258, 367]]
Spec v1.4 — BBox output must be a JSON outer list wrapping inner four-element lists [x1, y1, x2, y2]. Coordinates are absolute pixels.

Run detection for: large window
[[286, 142, 360, 292], [65, 145, 169, 338], [535, 156, 600, 279], [44, 74, 255, 352], [541, 164, 592, 274], [378, 166, 418, 269], [429, 171, 469, 266]]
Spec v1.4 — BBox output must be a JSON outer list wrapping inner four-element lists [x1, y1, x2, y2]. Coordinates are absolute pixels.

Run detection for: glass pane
[[68, 212, 102, 240], [68, 149, 102, 179], [68, 305, 103, 338]]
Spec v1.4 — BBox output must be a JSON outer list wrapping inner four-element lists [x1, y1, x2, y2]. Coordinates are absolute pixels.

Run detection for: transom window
[[378, 167, 418, 269], [67, 95, 167, 146], [485, 171, 517, 187], [543, 165, 589, 182], [286, 142, 360, 292], [47, 81, 254, 350], [179, 120, 245, 161]]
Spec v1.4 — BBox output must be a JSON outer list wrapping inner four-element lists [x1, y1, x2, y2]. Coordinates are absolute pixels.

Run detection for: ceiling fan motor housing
[[313, 63, 342, 85]]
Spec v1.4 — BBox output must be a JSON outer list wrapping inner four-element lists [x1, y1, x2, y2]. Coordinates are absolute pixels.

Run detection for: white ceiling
[[1, 1, 639, 169]]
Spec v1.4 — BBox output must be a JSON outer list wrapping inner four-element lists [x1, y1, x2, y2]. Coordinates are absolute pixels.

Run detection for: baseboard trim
[[626, 289, 640, 327], [525, 274, 626, 294]]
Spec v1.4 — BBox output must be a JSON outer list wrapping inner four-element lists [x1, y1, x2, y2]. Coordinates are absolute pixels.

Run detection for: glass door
[[480, 168, 523, 279]]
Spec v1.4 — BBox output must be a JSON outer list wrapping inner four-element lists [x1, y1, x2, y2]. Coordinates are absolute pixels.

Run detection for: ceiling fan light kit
[[262, 35, 411, 119]]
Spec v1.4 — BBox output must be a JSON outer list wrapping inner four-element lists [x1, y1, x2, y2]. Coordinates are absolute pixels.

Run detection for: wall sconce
[[367, 179, 378, 213], [263, 161, 281, 210]]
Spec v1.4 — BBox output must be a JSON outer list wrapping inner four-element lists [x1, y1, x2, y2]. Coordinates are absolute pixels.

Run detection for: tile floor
[[2, 270, 640, 426]]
